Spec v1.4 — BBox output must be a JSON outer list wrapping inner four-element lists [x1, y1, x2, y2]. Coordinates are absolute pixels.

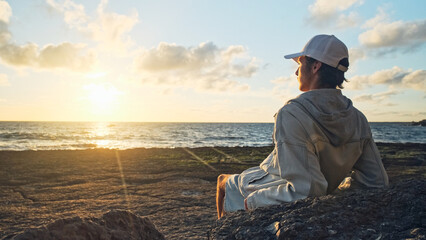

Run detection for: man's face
[[295, 56, 313, 92]]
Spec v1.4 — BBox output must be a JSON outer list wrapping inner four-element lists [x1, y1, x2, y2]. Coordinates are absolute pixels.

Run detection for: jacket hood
[[288, 89, 359, 146]]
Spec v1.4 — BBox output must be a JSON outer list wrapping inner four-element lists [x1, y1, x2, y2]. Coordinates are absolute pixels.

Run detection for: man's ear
[[312, 61, 322, 74]]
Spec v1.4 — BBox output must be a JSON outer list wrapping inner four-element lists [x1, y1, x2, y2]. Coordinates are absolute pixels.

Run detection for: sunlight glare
[[85, 72, 107, 79], [84, 83, 122, 112]]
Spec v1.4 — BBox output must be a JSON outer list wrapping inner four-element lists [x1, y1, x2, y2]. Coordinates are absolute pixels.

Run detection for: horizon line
[[0, 120, 423, 124]]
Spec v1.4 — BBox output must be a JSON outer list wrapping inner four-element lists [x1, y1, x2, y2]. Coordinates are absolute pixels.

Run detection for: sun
[[84, 83, 122, 113]]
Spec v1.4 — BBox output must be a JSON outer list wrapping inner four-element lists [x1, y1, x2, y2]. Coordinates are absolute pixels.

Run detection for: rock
[[265, 221, 280, 235], [411, 119, 426, 126], [9, 210, 165, 240], [209, 179, 426, 239]]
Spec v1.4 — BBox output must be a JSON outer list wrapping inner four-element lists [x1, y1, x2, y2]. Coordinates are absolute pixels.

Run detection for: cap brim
[[284, 52, 304, 60]]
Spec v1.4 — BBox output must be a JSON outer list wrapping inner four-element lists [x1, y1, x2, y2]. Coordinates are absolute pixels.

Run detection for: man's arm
[[351, 138, 389, 188], [245, 109, 328, 209], [245, 140, 327, 209]]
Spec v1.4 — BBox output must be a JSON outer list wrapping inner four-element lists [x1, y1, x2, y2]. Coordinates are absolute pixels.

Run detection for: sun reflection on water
[[89, 122, 115, 148]]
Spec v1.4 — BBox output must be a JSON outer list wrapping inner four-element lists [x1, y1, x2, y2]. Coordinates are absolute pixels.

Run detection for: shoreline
[[1, 142, 425, 152], [1, 143, 425, 239]]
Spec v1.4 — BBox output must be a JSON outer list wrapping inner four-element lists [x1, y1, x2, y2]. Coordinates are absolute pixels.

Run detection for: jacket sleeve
[[245, 108, 328, 209], [351, 138, 389, 188]]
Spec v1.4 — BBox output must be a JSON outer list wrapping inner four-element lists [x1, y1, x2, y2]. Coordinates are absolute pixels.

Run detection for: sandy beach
[[0, 143, 425, 239]]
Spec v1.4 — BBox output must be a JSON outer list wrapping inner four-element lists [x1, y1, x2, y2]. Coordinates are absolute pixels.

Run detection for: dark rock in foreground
[[209, 179, 426, 240], [8, 210, 165, 240]]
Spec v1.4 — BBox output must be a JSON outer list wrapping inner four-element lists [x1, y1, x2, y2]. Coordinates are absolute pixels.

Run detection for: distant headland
[[411, 119, 426, 126]]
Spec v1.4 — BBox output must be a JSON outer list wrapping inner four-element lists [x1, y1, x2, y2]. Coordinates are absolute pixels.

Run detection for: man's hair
[[305, 56, 349, 89]]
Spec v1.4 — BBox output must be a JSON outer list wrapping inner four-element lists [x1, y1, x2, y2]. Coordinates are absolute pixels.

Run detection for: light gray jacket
[[242, 89, 389, 209]]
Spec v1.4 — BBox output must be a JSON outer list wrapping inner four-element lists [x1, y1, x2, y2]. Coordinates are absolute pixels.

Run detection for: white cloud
[[359, 9, 426, 51], [348, 47, 365, 64], [135, 42, 217, 71], [38, 42, 96, 70], [336, 12, 360, 29], [362, 8, 388, 29], [270, 74, 299, 102], [0, 73, 9, 86], [0, 0, 12, 23], [0, 3, 96, 71], [0, 1, 11, 46], [346, 67, 426, 91], [133, 42, 257, 92], [47, 0, 138, 52], [365, 109, 426, 121], [0, 43, 38, 66], [402, 70, 426, 90], [353, 90, 399, 103], [0, 22, 10, 46], [307, 0, 363, 29], [0, 41, 96, 71], [46, 0, 88, 27]]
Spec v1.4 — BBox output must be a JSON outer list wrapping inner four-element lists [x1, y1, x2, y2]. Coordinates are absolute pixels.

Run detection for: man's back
[[284, 89, 389, 193], [241, 89, 388, 209]]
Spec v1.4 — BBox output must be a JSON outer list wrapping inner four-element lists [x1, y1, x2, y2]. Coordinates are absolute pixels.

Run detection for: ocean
[[0, 121, 424, 151]]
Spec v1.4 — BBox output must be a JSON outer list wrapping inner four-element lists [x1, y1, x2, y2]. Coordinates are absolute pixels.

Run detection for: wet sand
[[0, 143, 425, 239]]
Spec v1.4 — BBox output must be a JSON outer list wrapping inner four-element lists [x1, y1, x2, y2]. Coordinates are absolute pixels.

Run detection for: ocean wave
[[202, 136, 246, 141], [0, 122, 424, 151], [0, 132, 61, 140]]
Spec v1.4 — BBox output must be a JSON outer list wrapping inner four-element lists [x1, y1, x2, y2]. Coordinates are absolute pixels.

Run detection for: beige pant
[[224, 174, 245, 212]]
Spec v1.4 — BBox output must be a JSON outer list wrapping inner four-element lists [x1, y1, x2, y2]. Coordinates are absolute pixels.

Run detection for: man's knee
[[217, 174, 226, 184], [217, 174, 231, 193], [217, 174, 231, 185]]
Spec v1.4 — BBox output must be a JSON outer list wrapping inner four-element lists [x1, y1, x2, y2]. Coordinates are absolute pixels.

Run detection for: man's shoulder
[[277, 96, 307, 116], [276, 101, 300, 117], [274, 101, 309, 128]]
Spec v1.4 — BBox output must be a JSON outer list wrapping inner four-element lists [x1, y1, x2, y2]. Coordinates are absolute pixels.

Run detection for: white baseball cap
[[284, 34, 349, 72]]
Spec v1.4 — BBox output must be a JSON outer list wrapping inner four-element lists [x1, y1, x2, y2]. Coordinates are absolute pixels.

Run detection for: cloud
[[365, 109, 426, 120], [307, 0, 362, 29], [133, 42, 257, 92], [336, 12, 360, 29], [353, 90, 399, 104], [346, 67, 426, 91], [362, 7, 388, 29], [0, 2, 96, 71], [0, 0, 12, 24], [0, 41, 96, 71], [46, 0, 87, 27], [0, 22, 10, 46], [359, 9, 426, 52], [348, 47, 365, 64], [135, 42, 217, 71], [270, 74, 299, 102], [0, 73, 9, 86], [402, 69, 426, 90], [47, 0, 138, 52], [38, 43, 96, 70], [0, 1, 11, 46], [0, 43, 38, 66]]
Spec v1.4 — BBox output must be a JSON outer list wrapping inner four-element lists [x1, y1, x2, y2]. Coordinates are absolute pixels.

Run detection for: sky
[[0, 0, 425, 122]]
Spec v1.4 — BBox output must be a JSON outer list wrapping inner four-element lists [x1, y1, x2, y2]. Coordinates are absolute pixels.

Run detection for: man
[[216, 34, 389, 219]]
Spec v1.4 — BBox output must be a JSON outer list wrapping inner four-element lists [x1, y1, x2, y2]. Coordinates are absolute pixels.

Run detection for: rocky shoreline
[[209, 179, 425, 239], [411, 119, 426, 126], [0, 143, 425, 239]]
